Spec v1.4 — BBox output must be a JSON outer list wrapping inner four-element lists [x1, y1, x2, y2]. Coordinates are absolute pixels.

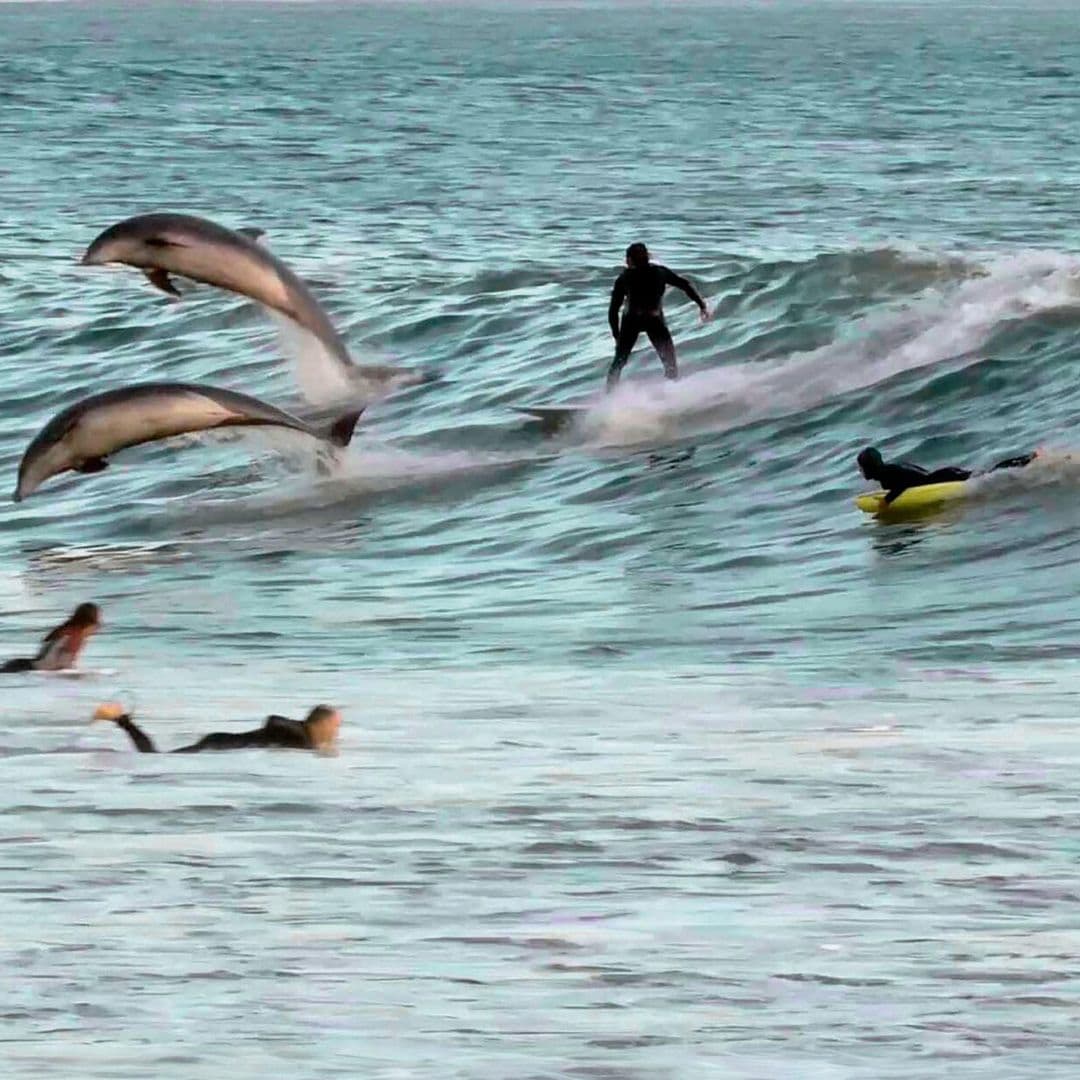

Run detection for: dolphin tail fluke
[[328, 409, 364, 448]]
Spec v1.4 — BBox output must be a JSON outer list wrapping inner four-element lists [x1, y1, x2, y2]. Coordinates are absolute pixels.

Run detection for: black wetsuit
[[607, 264, 705, 388], [877, 452, 1036, 504], [112, 714, 316, 753]]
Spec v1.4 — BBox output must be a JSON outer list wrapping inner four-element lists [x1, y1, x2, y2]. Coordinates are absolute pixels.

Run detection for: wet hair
[[70, 603, 101, 627], [625, 242, 650, 268], [857, 447, 883, 480], [303, 705, 341, 747]]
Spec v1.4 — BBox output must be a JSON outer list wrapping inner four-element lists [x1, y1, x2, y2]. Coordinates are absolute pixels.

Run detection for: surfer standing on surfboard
[[857, 446, 1039, 505], [607, 243, 709, 391]]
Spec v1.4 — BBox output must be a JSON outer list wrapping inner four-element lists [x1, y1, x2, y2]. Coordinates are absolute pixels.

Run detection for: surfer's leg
[[607, 318, 641, 391], [989, 451, 1038, 472], [644, 317, 678, 380], [925, 467, 971, 483]]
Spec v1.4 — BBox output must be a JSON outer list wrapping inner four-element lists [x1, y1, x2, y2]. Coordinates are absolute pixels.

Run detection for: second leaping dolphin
[[13, 382, 362, 502], [81, 212, 437, 404]]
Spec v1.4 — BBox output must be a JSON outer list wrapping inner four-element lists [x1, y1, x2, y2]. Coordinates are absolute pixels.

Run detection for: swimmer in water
[[1, 602, 102, 673], [857, 446, 1039, 505], [92, 702, 341, 753], [606, 242, 709, 391]]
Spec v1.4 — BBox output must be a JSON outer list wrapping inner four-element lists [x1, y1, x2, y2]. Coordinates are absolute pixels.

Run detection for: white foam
[[966, 449, 1080, 500], [269, 311, 357, 407], [268, 309, 431, 409], [185, 445, 540, 522], [581, 250, 1080, 446]]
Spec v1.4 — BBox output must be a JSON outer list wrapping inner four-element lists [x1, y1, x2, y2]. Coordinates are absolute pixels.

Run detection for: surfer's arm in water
[[877, 462, 932, 505], [662, 267, 709, 319], [880, 465, 927, 504]]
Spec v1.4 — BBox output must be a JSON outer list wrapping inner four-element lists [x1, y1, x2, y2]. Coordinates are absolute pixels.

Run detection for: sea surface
[[3, 2, 1080, 1077]]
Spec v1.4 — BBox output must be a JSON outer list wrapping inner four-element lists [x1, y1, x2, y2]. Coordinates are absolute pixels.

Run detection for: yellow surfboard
[[855, 480, 969, 517]]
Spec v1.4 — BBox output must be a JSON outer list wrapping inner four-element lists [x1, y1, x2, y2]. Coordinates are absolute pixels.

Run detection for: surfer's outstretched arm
[[663, 267, 707, 314], [608, 274, 627, 338]]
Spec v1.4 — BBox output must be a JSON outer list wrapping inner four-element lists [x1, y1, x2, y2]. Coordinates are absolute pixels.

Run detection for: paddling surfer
[[1, 602, 101, 673], [857, 446, 1039, 505], [93, 703, 342, 754]]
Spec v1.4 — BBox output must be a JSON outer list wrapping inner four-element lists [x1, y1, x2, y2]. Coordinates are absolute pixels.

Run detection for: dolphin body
[[13, 382, 362, 502], [81, 213, 437, 404]]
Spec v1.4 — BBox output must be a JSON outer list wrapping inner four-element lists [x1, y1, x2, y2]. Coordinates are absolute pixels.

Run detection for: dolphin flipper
[[143, 268, 181, 298], [74, 457, 109, 474]]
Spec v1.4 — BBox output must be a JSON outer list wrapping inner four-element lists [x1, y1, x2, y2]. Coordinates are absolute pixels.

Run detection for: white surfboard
[[35, 668, 119, 679]]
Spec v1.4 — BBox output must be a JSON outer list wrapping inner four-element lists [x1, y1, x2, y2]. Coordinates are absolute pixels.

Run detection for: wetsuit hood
[[857, 447, 884, 481]]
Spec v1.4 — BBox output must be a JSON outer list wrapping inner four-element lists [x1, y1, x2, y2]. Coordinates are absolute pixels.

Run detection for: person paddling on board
[[857, 446, 1039, 505], [1, 602, 101, 673], [607, 243, 709, 391], [92, 702, 342, 754]]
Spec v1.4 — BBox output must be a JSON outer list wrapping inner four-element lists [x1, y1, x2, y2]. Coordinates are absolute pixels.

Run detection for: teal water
[[3, 2, 1080, 1076]]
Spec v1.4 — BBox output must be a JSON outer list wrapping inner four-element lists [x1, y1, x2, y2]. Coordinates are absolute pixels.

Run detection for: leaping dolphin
[[81, 212, 437, 404], [13, 382, 362, 502]]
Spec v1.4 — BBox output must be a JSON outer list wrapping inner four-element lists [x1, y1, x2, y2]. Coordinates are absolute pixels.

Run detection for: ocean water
[[3, 1, 1080, 1076]]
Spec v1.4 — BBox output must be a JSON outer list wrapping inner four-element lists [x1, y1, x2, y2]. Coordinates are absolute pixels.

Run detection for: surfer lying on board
[[1, 602, 101, 673], [857, 446, 1039, 505], [93, 702, 342, 753], [607, 243, 709, 391]]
